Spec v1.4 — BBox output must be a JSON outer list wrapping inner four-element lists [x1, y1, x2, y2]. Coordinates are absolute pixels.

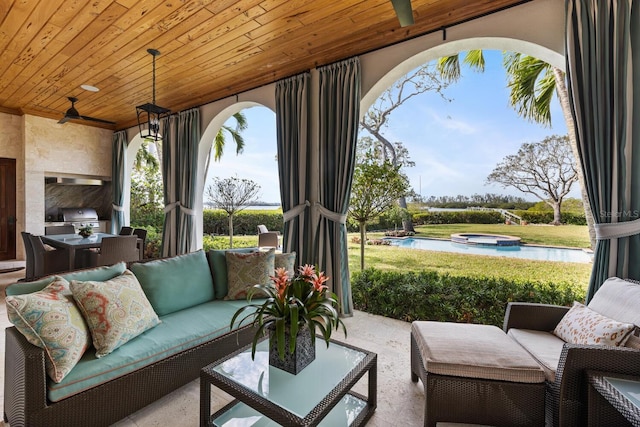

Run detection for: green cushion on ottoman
[[130, 250, 214, 315]]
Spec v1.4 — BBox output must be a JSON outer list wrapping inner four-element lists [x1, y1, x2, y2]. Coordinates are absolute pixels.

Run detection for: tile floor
[[0, 262, 427, 426]]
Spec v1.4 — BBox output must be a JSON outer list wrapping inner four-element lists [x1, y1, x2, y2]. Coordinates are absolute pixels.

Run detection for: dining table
[[40, 232, 117, 271]]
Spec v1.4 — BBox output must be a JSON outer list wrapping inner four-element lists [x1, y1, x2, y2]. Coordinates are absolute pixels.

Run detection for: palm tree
[[211, 111, 247, 161], [437, 51, 595, 248]]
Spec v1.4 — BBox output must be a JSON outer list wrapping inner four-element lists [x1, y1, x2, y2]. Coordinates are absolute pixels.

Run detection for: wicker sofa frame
[[410, 333, 545, 427], [503, 302, 640, 427], [4, 311, 257, 427]]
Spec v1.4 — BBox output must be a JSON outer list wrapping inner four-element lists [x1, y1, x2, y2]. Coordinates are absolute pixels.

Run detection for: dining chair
[[45, 225, 76, 235], [119, 226, 134, 235], [89, 236, 140, 267], [29, 234, 68, 278], [133, 228, 148, 259], [21, 232, 36, 281]]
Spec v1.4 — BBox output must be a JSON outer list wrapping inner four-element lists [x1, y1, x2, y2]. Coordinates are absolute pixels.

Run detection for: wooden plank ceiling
[[0, 0, 529, 130]]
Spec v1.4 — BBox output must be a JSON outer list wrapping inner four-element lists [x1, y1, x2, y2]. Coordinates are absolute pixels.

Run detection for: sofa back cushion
[[5, 262, 127, 296], [207, 248, 255, 299], [588, 277, 640, 326], [130, 250, 214, 315]]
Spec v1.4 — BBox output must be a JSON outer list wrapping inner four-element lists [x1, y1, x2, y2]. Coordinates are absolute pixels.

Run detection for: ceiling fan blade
[[80, 115, 116, 125], [58, 116, 71, 124], [390, 0, 414, 27]]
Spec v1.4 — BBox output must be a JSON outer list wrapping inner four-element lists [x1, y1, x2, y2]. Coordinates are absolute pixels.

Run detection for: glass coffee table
[[200, 338, 377, 426]]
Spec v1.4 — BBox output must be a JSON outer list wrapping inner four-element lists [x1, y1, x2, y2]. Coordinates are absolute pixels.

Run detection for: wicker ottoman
[[411, 322, 545, 427]]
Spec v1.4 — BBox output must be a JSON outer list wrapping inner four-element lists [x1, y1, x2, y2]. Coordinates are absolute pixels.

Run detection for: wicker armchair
[[45, 225, 75, 235], [20, 232, 36, 281], [29, 235, 68, 278], [88, 236, 140, 267], [503, 298, 640, 427], [257, 224, 280, 248]]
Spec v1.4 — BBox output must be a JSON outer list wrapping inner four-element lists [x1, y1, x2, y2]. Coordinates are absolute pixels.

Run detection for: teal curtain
[[315, 57, 361, 316], [565, 0, 640, 301], [161, 115, 179, 257], [177, 108, 201, 254], [111, 130, 127, 234], [276, 73, 312, 265]]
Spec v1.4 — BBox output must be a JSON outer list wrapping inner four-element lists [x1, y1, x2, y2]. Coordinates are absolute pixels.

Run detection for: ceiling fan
[[58, 97, 115, 125], [390, 0, 415, 27]]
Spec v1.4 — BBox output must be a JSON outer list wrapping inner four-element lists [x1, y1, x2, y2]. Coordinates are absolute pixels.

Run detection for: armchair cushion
[[588, 276, 640, 326], [507, 329, 566, 382], [553, 301, 634, 347], [5, 276, 91, 382]]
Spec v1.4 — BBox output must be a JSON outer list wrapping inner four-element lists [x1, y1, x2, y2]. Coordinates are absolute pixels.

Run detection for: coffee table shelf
[[200, 338, 377, 426]]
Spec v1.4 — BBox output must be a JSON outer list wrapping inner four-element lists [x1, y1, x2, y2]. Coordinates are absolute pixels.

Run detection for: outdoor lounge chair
[[257, 224, 280, 248]]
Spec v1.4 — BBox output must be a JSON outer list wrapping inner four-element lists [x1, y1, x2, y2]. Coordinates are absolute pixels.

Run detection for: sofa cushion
[[225, 248, 275, 300], [130, 250, 214, 315], [70, 270, 161, 358], [5, 262, 127, 297], [6, 276, 91, 383], [553, 301, 634, 347], [207, 248, 255, 299], [588, 277, 640, 326], [507, 329, 566, 382], [47, 299, 256, 402], [275, 251, 296, 276], [411, 321, 545, 384]]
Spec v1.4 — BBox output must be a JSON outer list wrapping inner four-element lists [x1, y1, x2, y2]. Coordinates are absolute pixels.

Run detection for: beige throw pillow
[[275, 251, 296, 277], [553, 301, 634, 347], [70, 270, 160, 358], [6, 276, 91, 382], [225, 248, 275, 300]]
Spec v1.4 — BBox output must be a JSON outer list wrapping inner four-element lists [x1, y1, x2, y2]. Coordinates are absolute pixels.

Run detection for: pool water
[[384, 237, 593, 263]]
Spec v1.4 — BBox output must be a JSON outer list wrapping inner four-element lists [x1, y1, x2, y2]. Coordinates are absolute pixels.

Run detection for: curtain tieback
[[594, 219, 640, 240], [164, 201, 179, 213], [283, 200, 310, 222], [180, 204, 196, 216], [314, 202, 347, 224], [112, 204, 124, 212]]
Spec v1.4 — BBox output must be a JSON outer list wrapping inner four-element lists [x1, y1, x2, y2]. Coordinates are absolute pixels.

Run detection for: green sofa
[[3, 249, 260, 427]]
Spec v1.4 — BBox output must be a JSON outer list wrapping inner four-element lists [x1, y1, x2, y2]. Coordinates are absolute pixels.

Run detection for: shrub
[[351, 268, 585, 327], [513, 210, 586, 225], [412, 211, 503, 225], [203, 209, 283, 235]]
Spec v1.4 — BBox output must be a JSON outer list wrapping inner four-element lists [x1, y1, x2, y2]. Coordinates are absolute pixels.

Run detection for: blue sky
[[205, 50, 575, 204]]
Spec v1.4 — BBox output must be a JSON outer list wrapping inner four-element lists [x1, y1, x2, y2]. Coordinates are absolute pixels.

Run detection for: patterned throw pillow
[[275, 251, 296, 277], [6, 276, 91, 383], [553, 301, 634, 346], [225, 248, 275, 300], [70, 270, 160, 358]]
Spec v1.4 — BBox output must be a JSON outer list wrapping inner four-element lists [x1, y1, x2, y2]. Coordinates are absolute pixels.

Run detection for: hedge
[[203, 209, 283, 235], [412, 211, 504, 225], [513, 210, 587, 225], [351, 268, 585, 327]]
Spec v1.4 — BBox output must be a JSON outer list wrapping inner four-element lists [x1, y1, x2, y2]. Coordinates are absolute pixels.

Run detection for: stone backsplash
[[45, 182, 113, 221]]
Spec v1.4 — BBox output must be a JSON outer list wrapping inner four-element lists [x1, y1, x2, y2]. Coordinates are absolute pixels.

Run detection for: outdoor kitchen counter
[[41, 232, 117, 270]]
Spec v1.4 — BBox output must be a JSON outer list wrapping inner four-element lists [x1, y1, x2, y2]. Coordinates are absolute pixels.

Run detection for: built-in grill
[[60, 207, 100, 232]]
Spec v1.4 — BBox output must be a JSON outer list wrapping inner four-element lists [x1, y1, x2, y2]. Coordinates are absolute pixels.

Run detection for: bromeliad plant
[[230, 264, 347, 361]]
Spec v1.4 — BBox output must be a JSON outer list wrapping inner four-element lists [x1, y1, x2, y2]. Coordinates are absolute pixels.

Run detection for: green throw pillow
[[225, 248, 275, 300], [130, 250, 214, 315], [275, 251, 296, 276]]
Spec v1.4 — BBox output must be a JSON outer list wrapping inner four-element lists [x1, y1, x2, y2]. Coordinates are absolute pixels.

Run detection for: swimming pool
[[383, 237, 593, 263]]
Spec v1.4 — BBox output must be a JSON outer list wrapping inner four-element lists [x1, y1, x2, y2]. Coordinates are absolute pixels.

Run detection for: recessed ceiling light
[[80, 84, 99, 92]]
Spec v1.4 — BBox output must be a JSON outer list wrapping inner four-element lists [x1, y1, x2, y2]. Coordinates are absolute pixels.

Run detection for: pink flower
[[298, 264, 316, 278], [312, 271, 329, 292], [270, 267, 290, 300]]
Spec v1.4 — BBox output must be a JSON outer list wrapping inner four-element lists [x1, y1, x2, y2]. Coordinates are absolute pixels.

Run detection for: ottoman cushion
[[412, 321, 545, 384]]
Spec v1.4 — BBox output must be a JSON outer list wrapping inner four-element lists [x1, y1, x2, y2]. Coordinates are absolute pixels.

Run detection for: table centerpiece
[[230, 264, 346, 374]]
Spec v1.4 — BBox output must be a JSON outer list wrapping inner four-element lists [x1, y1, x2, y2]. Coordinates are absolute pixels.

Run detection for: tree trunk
[[554, 68, 596, 248], [359, 222, 366, 271], [228, 215, 234, 248], [552, 202, 562, 225], [398, 196, 415, 233]]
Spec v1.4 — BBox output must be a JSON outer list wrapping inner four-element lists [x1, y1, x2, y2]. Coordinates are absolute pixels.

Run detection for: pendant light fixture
[[136, 48, 171, 141]]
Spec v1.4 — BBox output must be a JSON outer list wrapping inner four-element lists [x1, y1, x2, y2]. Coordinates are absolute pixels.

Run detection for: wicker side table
[[587, 371, 640, 427]]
